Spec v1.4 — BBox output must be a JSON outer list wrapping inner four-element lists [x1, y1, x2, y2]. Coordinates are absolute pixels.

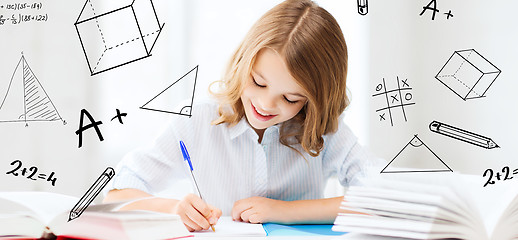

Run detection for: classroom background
[[0, 0, 517, 201]]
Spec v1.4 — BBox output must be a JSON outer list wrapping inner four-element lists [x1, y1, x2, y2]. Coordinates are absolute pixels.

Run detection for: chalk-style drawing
[[419, 0, 454, 20], [6, 159, 58, 186], [0, 53, 65, 125], [75, 109, 104, 148], [69, 167, 115, 221], [435, 49, 501, 101], [444, 10, 453, 19], [429, 120, 499, 149], [357, 0, 368, 15], [141, 65, 198, 117], [420, 0, 439, 20], [74, 0, 165, 76], [372, 76, 415, 126], [380, 135, 453, 173]]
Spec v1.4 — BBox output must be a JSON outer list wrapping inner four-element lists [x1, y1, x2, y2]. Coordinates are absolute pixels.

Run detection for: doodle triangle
[[0, 55, 64, 124], [380, 135, 452, 173], [140, 65, 198, 117]]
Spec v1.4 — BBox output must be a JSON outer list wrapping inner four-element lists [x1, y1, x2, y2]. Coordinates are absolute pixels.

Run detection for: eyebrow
[[253, 71, 307, 98]]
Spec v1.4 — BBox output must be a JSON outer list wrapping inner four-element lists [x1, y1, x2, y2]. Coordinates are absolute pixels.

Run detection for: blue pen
[[179, 140, 202, 197], [179, 140, 215, 231]]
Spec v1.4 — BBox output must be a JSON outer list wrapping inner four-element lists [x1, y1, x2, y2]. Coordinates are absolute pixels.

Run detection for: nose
[[257, 94, 276, 111]]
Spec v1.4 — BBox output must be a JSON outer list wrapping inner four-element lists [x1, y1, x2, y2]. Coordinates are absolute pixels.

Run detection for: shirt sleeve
[[321, 116, 386, 187], [106, 104, 208, 195], [107, 120, 186, 195]]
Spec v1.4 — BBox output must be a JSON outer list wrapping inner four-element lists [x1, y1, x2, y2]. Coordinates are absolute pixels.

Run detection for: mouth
[[251, 102, 277, 122]]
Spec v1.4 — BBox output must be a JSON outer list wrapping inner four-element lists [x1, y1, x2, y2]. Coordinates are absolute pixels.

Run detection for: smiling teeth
[[256, 109, 270, 116]]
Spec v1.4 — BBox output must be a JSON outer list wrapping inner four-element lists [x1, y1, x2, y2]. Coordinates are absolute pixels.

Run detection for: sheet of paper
[[193, 216, 266, 237]]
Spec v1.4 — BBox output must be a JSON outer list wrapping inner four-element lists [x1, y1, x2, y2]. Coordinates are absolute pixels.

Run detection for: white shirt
[[109, 100, 381, 215]]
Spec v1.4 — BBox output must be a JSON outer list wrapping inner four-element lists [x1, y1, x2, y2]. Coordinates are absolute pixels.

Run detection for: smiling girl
[[105, 0, 380, 232]]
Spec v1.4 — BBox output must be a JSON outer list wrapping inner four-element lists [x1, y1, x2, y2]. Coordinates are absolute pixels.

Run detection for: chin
[[244, 113, 271, 130], [247, 116, 268, 128]]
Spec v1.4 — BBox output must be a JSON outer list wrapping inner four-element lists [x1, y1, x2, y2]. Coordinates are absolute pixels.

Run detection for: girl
[[105, 0, 380, 232]]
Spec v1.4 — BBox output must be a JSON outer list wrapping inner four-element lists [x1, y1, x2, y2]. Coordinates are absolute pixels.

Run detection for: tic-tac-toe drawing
[[372, 76, 415, 127]]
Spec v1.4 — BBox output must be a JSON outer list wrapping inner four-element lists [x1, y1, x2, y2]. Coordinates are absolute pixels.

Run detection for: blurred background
[[0, 0, 516, 201]]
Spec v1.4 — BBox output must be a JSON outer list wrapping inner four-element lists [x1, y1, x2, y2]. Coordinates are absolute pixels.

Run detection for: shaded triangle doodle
[[23, 60, 62, 122], [381, 135, 452, 173], [0, 57, 25, 122], [140, 65, 198, 117], [0, 54, 65, 125]]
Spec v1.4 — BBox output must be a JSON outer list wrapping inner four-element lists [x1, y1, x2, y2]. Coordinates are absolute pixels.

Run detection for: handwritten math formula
[[0, 2, 47, 26], [482, 166, 517, 187], [5, 159, 57, 186]]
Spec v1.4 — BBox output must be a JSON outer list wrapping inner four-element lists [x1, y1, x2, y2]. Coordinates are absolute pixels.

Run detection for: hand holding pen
[[176, 141, 221, 232]]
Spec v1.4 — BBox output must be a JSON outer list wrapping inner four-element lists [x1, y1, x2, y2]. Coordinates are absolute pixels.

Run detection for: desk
[[193, 237, 341, 240]]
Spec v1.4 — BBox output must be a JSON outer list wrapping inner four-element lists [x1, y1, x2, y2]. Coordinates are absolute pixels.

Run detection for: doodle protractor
[[381, 135, 453, 173]]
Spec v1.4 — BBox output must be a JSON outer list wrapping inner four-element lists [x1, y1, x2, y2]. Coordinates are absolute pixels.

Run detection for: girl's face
[[241, 48, 307, 131]]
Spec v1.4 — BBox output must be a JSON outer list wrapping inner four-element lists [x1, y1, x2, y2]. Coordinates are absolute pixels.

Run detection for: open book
[[0, 192, 192, 240], [333, 173, 518, 240]]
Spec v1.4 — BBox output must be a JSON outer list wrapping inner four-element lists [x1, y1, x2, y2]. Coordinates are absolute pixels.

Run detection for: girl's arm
[[104, 188, 179, 213], [231, 196, 351, 224], [105, 189, 222, 231]]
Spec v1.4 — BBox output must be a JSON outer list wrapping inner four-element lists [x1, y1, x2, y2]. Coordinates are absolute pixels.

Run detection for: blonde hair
[[211, 0, 349, 157]]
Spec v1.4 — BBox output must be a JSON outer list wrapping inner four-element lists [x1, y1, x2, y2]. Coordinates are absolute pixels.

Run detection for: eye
[[252, 77, 266, 88], [284, 96, 298, 104]]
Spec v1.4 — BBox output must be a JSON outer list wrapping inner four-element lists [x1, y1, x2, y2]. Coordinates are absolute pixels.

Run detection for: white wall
[[2, 0, 512, 201], [367, 0, 518, 174]]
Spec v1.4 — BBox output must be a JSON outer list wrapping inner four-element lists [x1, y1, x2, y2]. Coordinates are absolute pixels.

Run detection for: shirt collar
[[229, 117, 253, 140], [228, 117, 281, 141]]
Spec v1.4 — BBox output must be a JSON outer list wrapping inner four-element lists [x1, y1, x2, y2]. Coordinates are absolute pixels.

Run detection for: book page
[[193, 216, 266, 237], [51, 210, 191, 240], [338, 174, 491, 239], [0, 192, 78, 224], [461, 176, 518, 237]]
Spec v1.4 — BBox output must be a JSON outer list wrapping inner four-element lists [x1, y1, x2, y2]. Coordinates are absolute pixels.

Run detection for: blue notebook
[[263, 223, 346, 236]]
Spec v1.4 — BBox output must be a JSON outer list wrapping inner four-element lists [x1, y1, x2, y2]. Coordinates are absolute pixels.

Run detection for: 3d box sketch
[[74, 0, 164, 76], [435, 49, 501, 101]]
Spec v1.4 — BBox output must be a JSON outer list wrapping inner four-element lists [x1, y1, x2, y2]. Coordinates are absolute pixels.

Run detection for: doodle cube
[[74, 0, 164, 75], [435, 49, 500, 100]]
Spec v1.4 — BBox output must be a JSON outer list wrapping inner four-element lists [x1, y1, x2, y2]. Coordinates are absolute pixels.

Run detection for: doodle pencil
[[430, 121, 499, 149], [68, 167, 115, 221]]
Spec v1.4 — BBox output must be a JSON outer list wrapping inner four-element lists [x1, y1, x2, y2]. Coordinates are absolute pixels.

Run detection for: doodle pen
[[179, 140, 215, 232], [357, 0, 368, 15], [69, 167, 115, 221]]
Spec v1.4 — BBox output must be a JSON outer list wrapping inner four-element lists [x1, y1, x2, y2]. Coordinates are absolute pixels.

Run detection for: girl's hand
[[174, 193, 222, 232], [231, 196, 288, 224]]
